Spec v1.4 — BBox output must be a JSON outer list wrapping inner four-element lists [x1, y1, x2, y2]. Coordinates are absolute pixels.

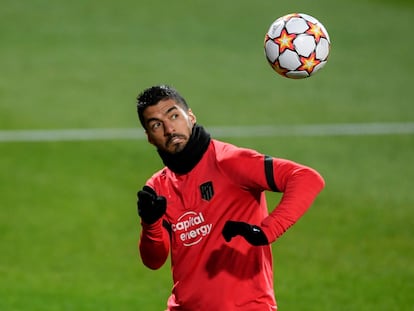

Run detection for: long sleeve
[[261, 158, 325, 242], [139, 218, 170, 270]]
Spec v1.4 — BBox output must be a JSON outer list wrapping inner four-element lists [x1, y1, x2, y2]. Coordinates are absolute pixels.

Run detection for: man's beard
[[165, 133, 188, 153], [157, 124, 211, 174]]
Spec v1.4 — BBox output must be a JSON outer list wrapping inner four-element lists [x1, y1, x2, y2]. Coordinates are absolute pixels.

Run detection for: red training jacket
[[139, 139, 325, 311]]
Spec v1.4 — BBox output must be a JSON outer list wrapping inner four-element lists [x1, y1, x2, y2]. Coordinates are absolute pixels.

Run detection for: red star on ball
[[298, 52, 321, 75], [306, 22, 325, 43], [274, 29, 296, 53]]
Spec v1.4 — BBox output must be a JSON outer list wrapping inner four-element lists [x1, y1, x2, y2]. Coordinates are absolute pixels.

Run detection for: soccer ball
[[264, 13, 331, 79]]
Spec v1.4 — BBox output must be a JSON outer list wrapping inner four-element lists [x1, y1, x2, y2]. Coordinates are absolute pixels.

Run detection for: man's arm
[[260, 158, 325, 242], [217, 144, 324, 245], [139, 220, 170, 269], [137, 185, 170, 269], [217, 143, 325, 246]]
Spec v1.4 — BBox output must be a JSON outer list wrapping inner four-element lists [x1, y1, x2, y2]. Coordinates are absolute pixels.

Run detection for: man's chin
[[170, 143, 186, 154], [162, 142, 183, 154]]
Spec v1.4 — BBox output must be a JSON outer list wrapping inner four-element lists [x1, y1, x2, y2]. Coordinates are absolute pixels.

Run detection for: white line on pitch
[[0, 122, 413, 142]]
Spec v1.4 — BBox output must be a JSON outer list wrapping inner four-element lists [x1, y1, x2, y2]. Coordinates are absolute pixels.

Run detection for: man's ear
[[188, 109, 197, 125], [145, 130, 154, 145]]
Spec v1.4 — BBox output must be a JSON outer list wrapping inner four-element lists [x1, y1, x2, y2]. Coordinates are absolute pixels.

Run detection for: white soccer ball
[[264, 13, 331, 79]]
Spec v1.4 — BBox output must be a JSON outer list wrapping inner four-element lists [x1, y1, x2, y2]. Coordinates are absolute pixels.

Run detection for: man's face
[[143, 99, 196, 154]]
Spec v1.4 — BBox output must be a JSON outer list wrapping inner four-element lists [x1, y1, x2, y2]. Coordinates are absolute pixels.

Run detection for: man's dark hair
[[136, 85, 189, 129]]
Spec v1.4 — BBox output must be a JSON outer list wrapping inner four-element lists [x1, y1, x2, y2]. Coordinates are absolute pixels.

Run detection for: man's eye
[[171, 114, 179, 120], [151, 122, 161, 130]]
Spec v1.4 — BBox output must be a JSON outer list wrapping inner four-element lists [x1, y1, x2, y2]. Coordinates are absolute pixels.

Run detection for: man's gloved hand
[[137, 186, 167, 225], [222, 220, 269, 246]]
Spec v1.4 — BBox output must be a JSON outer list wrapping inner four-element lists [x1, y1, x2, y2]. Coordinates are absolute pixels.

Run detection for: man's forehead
[[143, 99, 182, 119]]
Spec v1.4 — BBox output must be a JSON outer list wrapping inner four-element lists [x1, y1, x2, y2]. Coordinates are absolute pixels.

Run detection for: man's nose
[[163, 121, 175, 136]]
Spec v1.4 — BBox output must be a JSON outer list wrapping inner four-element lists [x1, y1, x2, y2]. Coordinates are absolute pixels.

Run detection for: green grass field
[[1, 0, 413, 310]]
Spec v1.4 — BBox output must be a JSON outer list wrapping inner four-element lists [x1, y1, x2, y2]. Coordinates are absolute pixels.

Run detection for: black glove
[[222, 220, 269, 246], [137, 186, 167, 225]]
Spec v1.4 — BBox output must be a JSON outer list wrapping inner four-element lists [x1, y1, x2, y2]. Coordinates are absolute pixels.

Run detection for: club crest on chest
[[199, 181, 214, 201]]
